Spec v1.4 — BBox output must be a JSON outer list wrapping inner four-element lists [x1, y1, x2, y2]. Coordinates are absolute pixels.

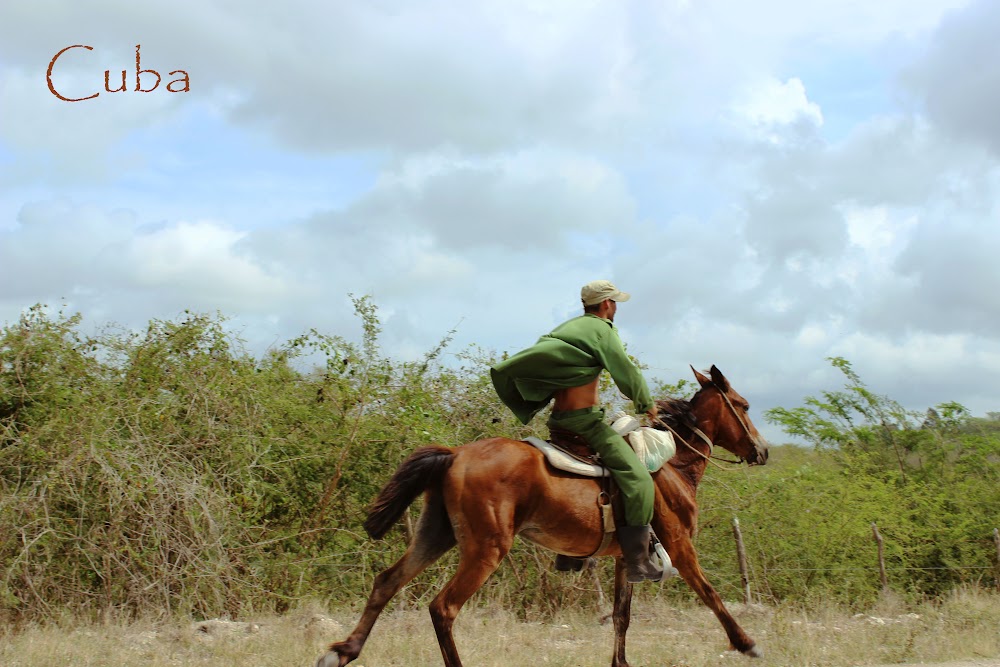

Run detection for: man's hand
[[646, 405, 659, 424]]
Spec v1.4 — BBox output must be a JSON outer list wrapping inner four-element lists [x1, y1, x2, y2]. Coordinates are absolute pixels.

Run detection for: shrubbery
[[0, 304, 997, 622]]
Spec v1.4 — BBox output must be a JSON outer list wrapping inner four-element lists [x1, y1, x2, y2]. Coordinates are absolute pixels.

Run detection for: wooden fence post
[[872, 522, 888, 592], [993, 528, 1000, 591], [402, 508, 413, 544], [732, 516, 751, 604]]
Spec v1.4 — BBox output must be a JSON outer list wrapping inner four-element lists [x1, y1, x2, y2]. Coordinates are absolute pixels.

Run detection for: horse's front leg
[[611, 557, 634, 667], [668, 536, 761, 657]]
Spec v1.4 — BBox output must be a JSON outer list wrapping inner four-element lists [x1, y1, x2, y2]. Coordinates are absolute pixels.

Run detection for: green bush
[[1, 308, 997, 623]]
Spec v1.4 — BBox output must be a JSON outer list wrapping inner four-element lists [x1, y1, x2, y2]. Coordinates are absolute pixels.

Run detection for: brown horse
[[316, 365, 769, 667]]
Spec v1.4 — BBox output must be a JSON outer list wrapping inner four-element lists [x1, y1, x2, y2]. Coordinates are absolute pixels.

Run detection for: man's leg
[[549, 408, 662, 582], [549, 408, 653, 526]]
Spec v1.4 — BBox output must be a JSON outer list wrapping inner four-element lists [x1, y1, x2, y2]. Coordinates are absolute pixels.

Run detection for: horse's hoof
[[315, 651, 342, 667], [745, 644, 763, 658]]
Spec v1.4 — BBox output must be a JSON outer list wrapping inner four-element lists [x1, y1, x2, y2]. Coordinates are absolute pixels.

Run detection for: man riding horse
[[490, 279, 664, 582]]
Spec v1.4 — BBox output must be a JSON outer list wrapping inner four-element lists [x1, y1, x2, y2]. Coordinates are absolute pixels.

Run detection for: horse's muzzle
[[749, 437, 769, 466]]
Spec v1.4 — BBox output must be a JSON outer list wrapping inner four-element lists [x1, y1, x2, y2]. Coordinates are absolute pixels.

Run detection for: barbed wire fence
[[726, 517, 1000, 604]]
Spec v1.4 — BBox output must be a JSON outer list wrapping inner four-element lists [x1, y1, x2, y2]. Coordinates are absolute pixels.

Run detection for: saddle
[[523, 429, 609, 477]]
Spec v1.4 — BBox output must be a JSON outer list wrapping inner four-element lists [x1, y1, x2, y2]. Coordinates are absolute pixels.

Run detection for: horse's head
[[689, 365, 769, 466]]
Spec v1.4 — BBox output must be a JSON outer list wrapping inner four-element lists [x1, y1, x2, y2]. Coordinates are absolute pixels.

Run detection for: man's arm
[[590, 326, 654, 414]]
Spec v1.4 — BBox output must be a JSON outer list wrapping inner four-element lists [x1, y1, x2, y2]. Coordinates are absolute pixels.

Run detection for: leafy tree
[[751, 357, 1000, 602]]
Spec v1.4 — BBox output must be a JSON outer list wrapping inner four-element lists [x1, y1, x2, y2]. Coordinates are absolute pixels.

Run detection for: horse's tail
[[363, 445, 455, 540]]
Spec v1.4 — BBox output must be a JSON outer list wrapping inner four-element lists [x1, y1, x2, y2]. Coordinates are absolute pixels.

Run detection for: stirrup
[[650, 535, 678, 580]]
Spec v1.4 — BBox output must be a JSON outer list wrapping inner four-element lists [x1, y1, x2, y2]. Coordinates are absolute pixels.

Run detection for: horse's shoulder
[[655, 465, 699, 518]]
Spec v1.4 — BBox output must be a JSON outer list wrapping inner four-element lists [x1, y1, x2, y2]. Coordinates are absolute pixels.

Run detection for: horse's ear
[[691, 365, 711, 387], [709, 365, 731, 392]]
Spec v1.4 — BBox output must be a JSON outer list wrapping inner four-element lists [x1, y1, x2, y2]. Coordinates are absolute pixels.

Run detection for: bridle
[[652, 380, 758, 469]]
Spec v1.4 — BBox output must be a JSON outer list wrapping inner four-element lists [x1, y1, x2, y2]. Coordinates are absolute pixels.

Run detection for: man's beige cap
[[581, 280, 631, 306]]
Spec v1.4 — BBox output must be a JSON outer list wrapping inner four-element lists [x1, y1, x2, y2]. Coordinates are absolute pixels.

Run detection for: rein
[[653, 416, 734, 470]]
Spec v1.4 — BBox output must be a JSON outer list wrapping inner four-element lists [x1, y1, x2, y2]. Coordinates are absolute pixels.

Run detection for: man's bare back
[[552, 378, 601, 412], [554, 377, 658, 421]]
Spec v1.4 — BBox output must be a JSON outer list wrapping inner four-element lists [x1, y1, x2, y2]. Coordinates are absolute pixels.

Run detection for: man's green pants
[[548, 407, 654, 527]]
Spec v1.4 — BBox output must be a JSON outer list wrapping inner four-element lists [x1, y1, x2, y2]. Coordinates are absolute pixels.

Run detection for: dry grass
[[1, 588, 998, 667]]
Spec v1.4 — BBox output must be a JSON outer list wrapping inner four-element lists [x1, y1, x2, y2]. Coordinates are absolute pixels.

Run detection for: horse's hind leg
[[428, 532, 513, 667], [317, 494, 456, 667]]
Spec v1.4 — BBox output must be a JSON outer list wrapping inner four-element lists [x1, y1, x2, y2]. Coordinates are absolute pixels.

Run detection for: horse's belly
[[515, 482, 611, 557]]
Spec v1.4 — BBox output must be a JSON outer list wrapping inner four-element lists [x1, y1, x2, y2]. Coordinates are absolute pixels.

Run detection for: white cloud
[[278, 149, 635, 256], [124, 220, 287, 302], [903, 0, 1000, 156], [0, 66, 184, 185], [0, 203, 290, 322], [731, 77, 824, 143], [844, 205, 909, 253], [828, 331, 1000, 415]]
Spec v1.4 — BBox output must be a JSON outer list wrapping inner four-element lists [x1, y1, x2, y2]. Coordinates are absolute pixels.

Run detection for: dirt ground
[[2, 600, 998, 667], [873, 663, 1000, 667]]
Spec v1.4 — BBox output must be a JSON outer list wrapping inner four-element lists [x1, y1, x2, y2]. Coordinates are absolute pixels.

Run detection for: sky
[[2, 0, 999, 444]]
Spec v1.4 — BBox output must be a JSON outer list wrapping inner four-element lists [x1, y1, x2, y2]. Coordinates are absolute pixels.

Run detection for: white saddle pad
[[523, 437, 609, 477]]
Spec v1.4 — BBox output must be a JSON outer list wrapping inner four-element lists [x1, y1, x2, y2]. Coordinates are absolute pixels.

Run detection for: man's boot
[[617, 524, 664, 583]]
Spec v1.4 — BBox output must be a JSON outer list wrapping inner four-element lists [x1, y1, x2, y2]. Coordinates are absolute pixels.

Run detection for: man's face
[[606, 299, 617, 322]]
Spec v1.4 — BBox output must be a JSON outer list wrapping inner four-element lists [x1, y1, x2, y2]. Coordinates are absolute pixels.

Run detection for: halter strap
[[714, 382, 756, 443]]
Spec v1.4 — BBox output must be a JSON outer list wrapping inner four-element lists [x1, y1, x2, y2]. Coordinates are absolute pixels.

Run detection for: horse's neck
[[667, 426, 711, 489], [659, 395, 713, 488]]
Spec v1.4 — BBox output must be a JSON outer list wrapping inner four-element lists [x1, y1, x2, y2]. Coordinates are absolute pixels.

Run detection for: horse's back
[[448, 437, 594, 488], [445, 437, 548, 492]]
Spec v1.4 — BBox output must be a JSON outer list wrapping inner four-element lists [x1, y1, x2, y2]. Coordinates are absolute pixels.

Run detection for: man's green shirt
[[490, 314, 653, 425]]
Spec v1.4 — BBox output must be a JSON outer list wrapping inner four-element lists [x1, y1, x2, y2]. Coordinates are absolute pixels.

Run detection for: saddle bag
[[611, 413, 676, 472]]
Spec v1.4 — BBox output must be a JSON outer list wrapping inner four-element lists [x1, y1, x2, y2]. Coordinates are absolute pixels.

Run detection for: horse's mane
[[655, 396, 696, 431]]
